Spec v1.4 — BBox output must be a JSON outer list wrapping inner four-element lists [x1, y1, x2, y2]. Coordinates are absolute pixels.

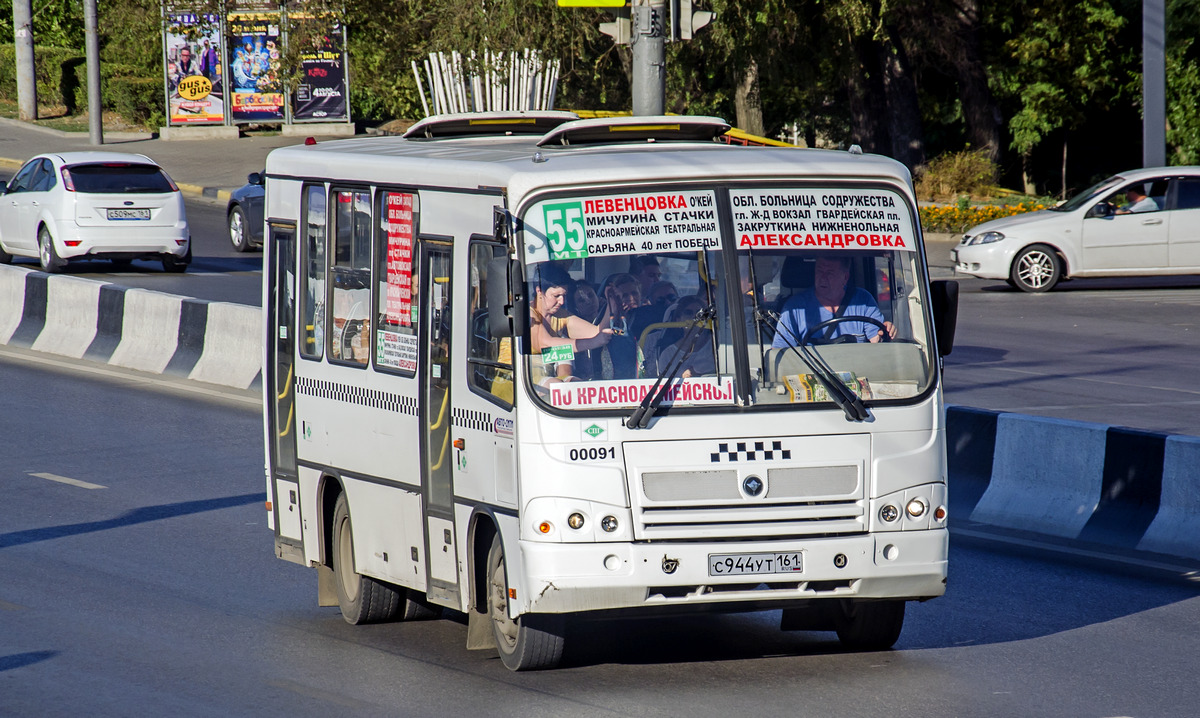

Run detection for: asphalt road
[[1, 349, 1198, 717]]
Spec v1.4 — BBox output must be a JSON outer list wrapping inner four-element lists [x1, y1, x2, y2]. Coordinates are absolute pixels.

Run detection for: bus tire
[[487, 535, 565, 671], [332, 493, 401, 624], [834, 599, 905, 651]]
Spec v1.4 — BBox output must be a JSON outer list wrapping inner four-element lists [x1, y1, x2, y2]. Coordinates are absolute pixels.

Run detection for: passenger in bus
[[568, 279, 602, 324], [646, 295, 715, 378], [586, 272, 643, 379], [628, 255, 662, 302], [529, 266, 612, 385], [630, 280, 678, 341], [771, 255, 895, 347]]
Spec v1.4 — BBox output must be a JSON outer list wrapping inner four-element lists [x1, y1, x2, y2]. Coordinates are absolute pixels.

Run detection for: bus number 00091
[[568, 446, 616, 462]]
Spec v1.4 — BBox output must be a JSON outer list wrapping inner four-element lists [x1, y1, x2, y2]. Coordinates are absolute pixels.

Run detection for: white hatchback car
[[0, 151, 191, 273], [952, 166, 1200, 291]]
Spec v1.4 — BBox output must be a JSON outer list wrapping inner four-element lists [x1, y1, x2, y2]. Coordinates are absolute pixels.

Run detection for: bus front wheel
[[834, 599, 906, 651], [487, 535, 565, 671]]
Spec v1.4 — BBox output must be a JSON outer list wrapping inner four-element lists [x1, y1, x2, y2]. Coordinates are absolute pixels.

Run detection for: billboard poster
[[164, 13, 226, 124], [291, 18, 349, 122], [227, 11, 285, 122]]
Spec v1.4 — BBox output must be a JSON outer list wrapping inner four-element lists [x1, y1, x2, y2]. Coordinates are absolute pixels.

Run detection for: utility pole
[[630, 0, 665, 116], [84, 0, 103, 144], [596, 0, 714, 116], [1143, 0, 1166, 167], [12, 0, 37, 121]]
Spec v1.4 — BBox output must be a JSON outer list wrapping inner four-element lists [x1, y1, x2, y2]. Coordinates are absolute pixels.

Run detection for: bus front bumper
[[516, 529, 947, 615]]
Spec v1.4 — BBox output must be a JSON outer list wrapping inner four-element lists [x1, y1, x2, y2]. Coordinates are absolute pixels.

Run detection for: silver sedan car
[[952, 166, 1200, 291], [0, 151, 191, 273]]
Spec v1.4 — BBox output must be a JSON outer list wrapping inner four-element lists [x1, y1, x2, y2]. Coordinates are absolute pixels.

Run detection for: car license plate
[[950, 249, 958, 262], [708, 552, 803, 576], [107, 208, 150, 220]]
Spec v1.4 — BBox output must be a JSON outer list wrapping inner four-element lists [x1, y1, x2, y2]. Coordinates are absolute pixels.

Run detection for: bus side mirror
[[487, 256, 526, 340], [930, 279, 958, 356]]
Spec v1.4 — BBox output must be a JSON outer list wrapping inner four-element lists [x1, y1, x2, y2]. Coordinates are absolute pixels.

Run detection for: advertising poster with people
[[291, 17, 349, 122], [227, 8, 285, 122], [164, 13, 226, 124]]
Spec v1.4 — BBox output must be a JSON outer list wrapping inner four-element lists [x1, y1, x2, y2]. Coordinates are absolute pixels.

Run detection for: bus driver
[[772, 255, 896, 347]]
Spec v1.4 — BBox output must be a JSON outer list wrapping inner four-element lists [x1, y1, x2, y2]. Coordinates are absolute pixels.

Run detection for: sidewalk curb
[[176, 182, 233, 204]]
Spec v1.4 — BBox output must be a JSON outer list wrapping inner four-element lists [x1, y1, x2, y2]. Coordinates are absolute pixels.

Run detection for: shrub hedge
[[919, 201, 1049, 234], [0, 44, 163, 127]]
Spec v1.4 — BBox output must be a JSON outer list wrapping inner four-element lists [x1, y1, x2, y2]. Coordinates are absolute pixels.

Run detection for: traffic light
[[671, 0, 714, 41]]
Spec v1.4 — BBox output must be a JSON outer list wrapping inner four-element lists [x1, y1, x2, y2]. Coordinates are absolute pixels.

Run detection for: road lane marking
[[0, 599, 26, 611], [29, 472, 107, 490]]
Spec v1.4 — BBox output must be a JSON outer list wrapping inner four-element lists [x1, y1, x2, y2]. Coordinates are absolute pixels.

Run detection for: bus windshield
[[519, 184, 935, 413]]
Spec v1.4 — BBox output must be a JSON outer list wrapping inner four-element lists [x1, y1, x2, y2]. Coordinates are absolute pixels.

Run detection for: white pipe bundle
[[413, 48, 560, 117]]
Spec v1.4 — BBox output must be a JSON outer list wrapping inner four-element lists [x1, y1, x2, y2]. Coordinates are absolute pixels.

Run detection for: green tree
[[991, 0, 1129, 194]]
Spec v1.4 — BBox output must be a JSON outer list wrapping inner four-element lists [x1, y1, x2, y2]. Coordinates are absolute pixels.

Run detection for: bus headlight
[[601, 515, 619, 533], [905, 498, 927, 519], [567, 513, 585, 530], [879, 504, 900, 523]]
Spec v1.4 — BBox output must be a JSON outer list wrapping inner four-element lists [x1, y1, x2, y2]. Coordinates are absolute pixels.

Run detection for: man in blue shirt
[[772, 255, 895, 347]]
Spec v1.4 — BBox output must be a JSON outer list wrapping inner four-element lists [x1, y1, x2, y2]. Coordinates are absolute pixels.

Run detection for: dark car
[[226, 171, 264, 252]]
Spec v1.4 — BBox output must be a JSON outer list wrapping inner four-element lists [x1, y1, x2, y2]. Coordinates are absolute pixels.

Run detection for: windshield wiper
[[756, 308, 868, 422], [626, 304, 716, 430]]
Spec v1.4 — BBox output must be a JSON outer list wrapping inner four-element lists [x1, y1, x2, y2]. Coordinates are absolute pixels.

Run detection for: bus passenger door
[[267, 222, 303, 554], [420, 242, 461, 606]]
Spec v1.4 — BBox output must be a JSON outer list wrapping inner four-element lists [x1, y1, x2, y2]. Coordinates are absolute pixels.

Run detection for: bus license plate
[[708, 552, 803, 576], [107, 208, 150, 220]]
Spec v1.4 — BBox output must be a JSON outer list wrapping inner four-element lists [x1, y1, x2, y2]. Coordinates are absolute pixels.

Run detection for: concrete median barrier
[[947, 405, 1197, 565], [0, 264, 261, 391]]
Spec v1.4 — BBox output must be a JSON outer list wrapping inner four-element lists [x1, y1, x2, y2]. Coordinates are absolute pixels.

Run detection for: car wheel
[[1010, 244, 1061, 293], [38, 226, 65, 273], [228, 205, 252, 252], [162, 244, 192, 273], [487, 534, 565, 670]]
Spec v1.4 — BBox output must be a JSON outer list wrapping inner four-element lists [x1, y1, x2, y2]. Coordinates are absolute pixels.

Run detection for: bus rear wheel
[[487, 535, 565, 671], [332, 493, 401, 624], [834, 599, 906, 651]]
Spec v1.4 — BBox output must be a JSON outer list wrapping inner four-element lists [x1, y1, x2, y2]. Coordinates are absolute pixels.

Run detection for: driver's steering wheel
[[800, 315, 890, 345]]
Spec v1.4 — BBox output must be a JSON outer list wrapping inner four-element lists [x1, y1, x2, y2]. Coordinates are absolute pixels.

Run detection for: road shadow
[[0, 651, 58, 673], [0, 493, 264, 549], [978, 275, 1200, 293]]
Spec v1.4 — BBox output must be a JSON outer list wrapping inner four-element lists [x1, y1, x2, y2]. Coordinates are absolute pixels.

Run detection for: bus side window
[[299, 184, 326, 361], [467, 241, 513, 406], [330, 189, 372, 365]]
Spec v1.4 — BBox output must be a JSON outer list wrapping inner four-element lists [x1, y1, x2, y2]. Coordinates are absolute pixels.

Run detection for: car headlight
[[965, 231, 1005, 246]]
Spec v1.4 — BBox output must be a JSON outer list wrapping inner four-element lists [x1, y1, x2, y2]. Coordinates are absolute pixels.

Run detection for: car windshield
[[1051, 176, 1123, 212], [67, 163, 175, 194], [519, 184, 936, 414]]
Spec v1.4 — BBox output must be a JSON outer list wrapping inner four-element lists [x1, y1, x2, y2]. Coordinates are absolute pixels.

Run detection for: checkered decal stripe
[[296, 377, 418, 415], [453, 408, 492, 432], [711, 440, 791, 463]]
